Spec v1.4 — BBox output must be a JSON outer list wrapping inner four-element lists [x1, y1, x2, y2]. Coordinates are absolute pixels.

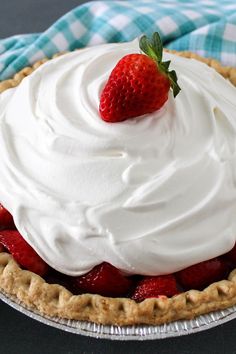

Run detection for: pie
[[1, 35, 236, 326]]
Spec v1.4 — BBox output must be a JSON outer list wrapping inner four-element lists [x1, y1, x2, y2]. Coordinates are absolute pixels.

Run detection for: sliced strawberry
[[176, 257, 229, 291], [0, 204, 15, 230], [71, 262, 133, 297], [224, 243, 236, 265], [0, 230, 49, 277], [99, 32, 181, 123], [131, 274, 179, 302]]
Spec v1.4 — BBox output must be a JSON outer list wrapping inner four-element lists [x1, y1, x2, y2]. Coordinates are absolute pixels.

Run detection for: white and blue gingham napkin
[[0, 0, 236, 80]]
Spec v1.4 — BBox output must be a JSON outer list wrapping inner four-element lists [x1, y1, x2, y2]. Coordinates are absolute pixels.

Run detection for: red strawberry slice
[[71, 262, 133, 297], [224, 243, 236, 265], [131, 274, 179, 302], [177, 257, 229, 291], [99, 32, 181, 123], [0, 230, 49, 277], [0, 204, 15, 230]]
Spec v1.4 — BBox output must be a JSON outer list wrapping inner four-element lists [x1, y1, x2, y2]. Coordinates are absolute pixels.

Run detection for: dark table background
[[0, 1, 236, 353]]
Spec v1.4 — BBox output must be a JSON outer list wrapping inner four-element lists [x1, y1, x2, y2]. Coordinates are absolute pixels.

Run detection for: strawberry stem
[[139, 32, 181, 98]]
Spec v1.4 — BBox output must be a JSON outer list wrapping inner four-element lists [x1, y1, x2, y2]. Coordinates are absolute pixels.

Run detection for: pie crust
[[0, 50, 236, 326]]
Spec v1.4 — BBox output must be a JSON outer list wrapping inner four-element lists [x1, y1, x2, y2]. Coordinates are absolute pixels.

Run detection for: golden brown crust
[[1, 252, 236, 325], [0, 50, 236, 326]]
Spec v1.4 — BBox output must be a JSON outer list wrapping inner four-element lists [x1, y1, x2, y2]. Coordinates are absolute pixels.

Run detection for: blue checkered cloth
[[0, 0, 236, 80]]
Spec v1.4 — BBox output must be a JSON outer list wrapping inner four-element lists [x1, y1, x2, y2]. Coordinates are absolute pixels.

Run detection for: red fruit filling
[[0, 204, 235, 301], [131, 274, 179, 302], [224, 244, 236, 264], [71, 262, 133, 297], [0, 230, 49, 277], [176, 257, 229, 291], [0, 203, 15, 230]]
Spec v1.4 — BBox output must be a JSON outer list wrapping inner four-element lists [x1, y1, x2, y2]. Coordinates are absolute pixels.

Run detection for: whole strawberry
[[131, 274, 179, 302], [99, 32, 181, 122], [0, 230, 49, 277], [71, 262, 133, 297], [177, 257, 229, 291]]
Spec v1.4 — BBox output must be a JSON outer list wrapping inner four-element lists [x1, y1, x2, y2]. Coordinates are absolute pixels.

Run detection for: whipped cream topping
[[0, 40, 236, 276]]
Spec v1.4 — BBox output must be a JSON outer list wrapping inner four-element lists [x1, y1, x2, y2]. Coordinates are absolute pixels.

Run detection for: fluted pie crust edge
[[0, 50, 236, 326]]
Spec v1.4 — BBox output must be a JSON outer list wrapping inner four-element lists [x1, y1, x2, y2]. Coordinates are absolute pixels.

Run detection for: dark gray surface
[[1, 299, 236, 354], [0, 0, 82, 37], [1, 1, 236, 353]]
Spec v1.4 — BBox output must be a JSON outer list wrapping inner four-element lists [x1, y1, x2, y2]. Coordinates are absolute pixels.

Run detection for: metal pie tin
[[1, 290, 236, 340]]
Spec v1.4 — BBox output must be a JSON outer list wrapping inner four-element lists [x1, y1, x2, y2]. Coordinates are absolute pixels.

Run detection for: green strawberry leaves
[[168, 70, 181, 98], [139, 32, 181, 98], [140, 32, 163, 62]]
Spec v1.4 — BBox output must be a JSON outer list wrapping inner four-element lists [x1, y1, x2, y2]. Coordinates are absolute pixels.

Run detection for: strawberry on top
[[99, 32, 181, 123]]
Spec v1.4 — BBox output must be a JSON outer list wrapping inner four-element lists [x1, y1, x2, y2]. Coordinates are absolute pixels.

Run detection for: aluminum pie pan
[[2, 291, 236, 340]]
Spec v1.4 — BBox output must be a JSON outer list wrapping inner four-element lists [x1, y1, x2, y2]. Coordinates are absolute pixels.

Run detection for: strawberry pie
[[0, 33, 236, 326]]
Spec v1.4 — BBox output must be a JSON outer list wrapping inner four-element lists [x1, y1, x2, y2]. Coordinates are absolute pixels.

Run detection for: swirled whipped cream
[[0, 40, 236, 276]]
